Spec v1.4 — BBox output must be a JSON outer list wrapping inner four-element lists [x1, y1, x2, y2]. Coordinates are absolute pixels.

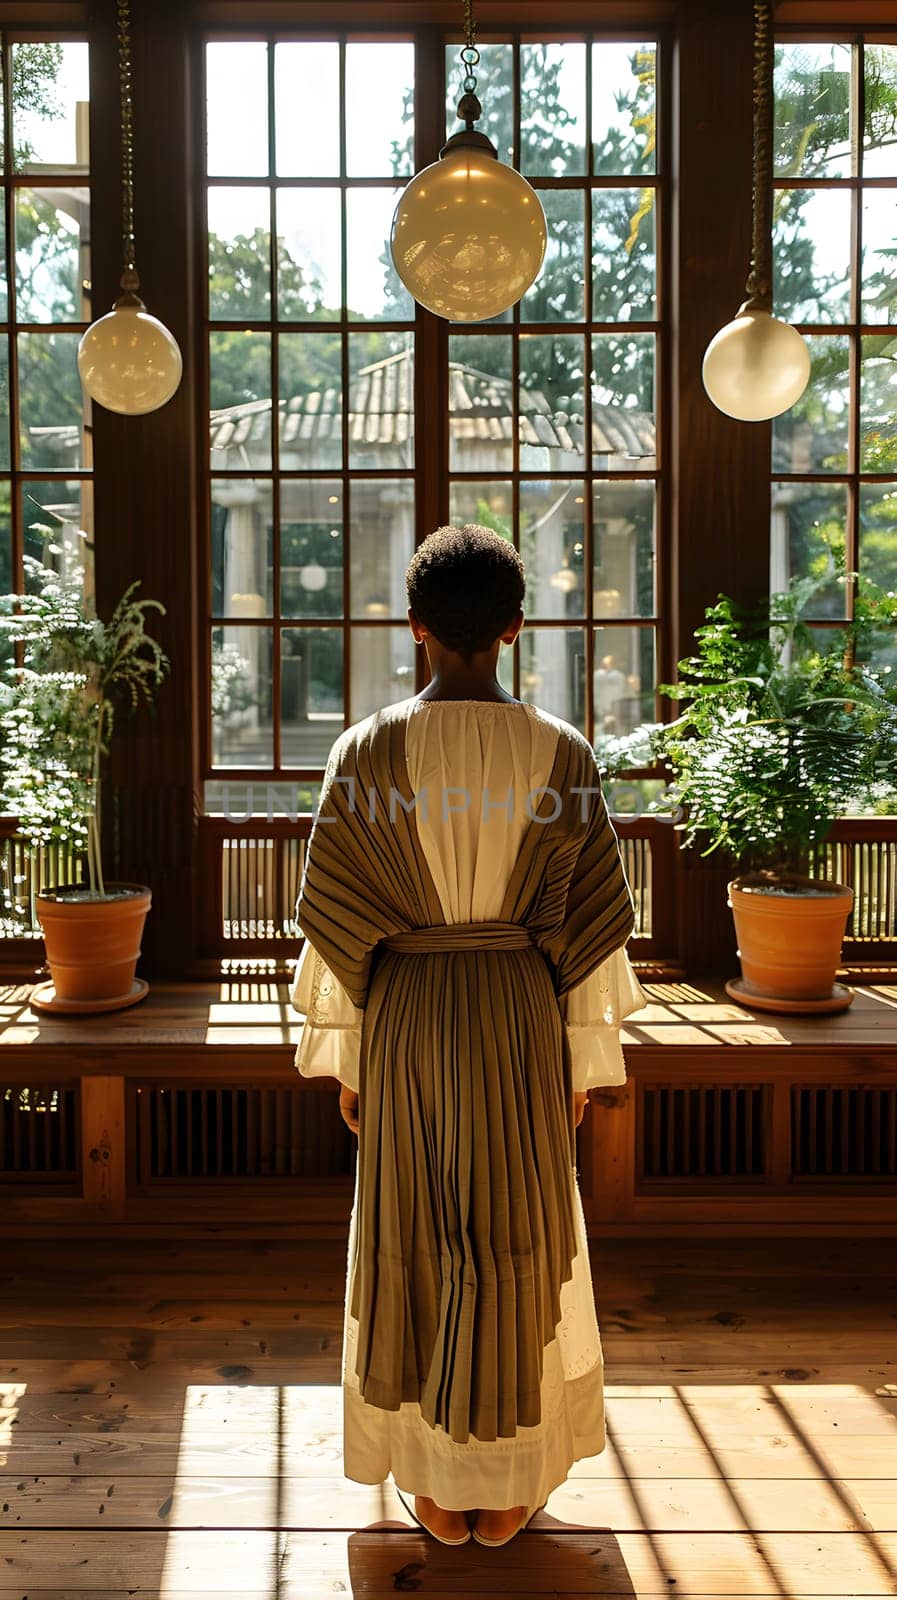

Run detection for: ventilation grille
[[620, 833, 652, 939], [640, 1084, 767, 1181], [219, 830, 653, 945], [222, 836, 305, 941], [0, 837, 87, 937], [792, 1085, 897, 1179], [133, 1084, 352, 1183], [0, 1085, 79, 1180], [809, 836, 897, 946]]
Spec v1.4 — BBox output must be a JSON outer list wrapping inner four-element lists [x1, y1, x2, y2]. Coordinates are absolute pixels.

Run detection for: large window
[[202, 30, 662, 813], [771, 36, 897, 671], [204, 37, 416, 811], [445, 39, 660, 755], [0, 37, 92, 645]]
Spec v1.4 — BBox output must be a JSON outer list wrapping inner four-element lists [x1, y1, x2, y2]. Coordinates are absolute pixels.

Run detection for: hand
[[573, 1090, 589, 1128], [339, 1086, 359, 1136]]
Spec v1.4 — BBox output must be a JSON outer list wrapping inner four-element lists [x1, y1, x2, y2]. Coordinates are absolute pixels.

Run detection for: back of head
[[406, 524, 525, 664]]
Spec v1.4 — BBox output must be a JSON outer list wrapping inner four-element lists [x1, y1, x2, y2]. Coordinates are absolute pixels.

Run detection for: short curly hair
[[406, 524, 525, 663]]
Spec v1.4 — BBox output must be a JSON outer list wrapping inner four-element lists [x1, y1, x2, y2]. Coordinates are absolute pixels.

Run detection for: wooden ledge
[[0, 977, 894, 1057]]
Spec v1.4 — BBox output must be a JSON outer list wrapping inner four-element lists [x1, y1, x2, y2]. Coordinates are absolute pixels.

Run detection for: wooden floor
[[1, 1236, 896, 1597]]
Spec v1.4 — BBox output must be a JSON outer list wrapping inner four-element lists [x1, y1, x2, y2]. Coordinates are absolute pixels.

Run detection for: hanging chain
[[117, 0, 140, 292], [744, 0, 773, 307], [457, 0, 481, 126]]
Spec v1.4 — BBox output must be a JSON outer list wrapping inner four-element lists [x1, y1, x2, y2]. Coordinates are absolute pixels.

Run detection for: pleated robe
[[294, 697, 636, 1455]]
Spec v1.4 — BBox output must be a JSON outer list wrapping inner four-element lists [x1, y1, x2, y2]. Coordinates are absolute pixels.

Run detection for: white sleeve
[[559, 945, 649, 1091], [289, 937, 364, 1093]]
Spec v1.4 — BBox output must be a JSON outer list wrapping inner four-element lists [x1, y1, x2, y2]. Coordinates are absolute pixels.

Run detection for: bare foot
[[474, 1503, 527, 1541], [415, 1494, 469, 1541]]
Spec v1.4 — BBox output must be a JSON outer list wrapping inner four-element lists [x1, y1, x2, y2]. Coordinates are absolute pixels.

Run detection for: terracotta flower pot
[[726, 871, 854, 1014], [34, 883, 152, 1014]]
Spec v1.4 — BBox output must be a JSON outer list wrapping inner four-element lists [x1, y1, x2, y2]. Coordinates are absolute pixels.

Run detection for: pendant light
[[389, 0, 547, 322], [702, 0, 809, 421], [77, 0, 182, 415]]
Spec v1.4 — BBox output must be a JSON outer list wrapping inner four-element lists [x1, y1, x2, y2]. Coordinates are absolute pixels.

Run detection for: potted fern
[[598, 563, 897, 1013], [0, 543, 169, 1013]]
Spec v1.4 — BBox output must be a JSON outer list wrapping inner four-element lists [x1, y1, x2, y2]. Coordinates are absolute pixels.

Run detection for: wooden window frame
[[196, 23, 673, 802], [771, 26, 897, 642]]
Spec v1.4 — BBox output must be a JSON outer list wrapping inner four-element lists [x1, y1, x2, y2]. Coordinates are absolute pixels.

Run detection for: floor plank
[[1, 1238, 896, 1596]]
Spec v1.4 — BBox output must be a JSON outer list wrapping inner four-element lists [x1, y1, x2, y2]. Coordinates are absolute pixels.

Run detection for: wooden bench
[[1, 977, 895, 1237]]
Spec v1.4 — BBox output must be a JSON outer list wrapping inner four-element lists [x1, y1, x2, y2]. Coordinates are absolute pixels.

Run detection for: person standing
[[291, 524, 647, 1545]]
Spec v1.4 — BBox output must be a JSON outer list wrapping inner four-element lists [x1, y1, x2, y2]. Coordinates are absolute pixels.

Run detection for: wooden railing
[[4, 813, 896, 973]]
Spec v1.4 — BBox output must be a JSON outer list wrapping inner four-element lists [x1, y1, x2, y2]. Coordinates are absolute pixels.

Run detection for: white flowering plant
[[0, 542, 169, 924], [597, 560, 897, 877]]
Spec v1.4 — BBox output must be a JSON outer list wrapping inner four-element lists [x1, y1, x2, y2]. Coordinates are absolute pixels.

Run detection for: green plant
[[0, 543, 169, 923], [598, 561, 897, 877]]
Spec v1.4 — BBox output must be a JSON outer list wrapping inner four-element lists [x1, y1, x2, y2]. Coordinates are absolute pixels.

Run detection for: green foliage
[[11, 43, 65, 166], [0, 546, 169, 909], [600, 561, 897, 877]]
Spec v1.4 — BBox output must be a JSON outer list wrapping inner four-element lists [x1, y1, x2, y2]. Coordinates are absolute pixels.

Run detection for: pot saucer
[[29, 978, 149, 1015], [724, 978, 854, 1016]]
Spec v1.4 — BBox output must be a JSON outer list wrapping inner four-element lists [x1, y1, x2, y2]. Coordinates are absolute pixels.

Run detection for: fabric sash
[[382, 920, 535, 953]]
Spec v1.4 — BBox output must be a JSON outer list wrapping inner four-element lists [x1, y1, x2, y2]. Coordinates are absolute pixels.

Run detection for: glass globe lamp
[[78, 284, 183, 417], [391, 115, 546, 323], [702, 303, 810, 422]]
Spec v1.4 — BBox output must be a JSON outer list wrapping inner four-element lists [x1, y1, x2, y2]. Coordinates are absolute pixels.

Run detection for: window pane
[[864, 45, 897, 178], [592, 187, 656, 321], [345, 43, 414, 178], [211, 625, 273, 767], [348, 331, 414, 469], [350, 625, 416, 719], [770, 481, 848, 618], [346, 189, 412, 320], [591, 333, 655, 469], [207, 188, 271, 320], [12, 42, 89, 173], [0, 345, 9, 471], [521, 190, 584, 323], [206, 43, 268, 176], [861, 191, 897, 324], [860, 337, 897, 473], [18, 333, 88, 470], [774, 43, 852, 179], [449, 334, 512, 472], [592, 42, 656, 176], [349, 478, 414, 618], [594, 625, 655, 737], [0, 483, 9, 595], [0, 208, 6, 318], [277, 188, 342, 320], [593, 481, 656, 617], [772, 189, 851, 324], [274, 42, 340, 177], [210, 332, 272, 469], [281, 479, 343, 619], [15, 188, 89, 323], [859, 483, 897, 596], [21, 479, 93, 604], [279, 333, 342, 471], [448, 479, 513, 535], [520, 43, 586, 176], [281, 627, 343, 766], [520, 481, 585, 617], [519, 334, 585, 471], [521, 626, 585, 731], [773, 334, 850, 474], [445, 43, 514, 166], [211, 478, 273, 618]]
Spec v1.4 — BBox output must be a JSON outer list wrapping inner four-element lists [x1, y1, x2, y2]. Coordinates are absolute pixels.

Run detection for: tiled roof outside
[[208, 350, 656, 461]]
